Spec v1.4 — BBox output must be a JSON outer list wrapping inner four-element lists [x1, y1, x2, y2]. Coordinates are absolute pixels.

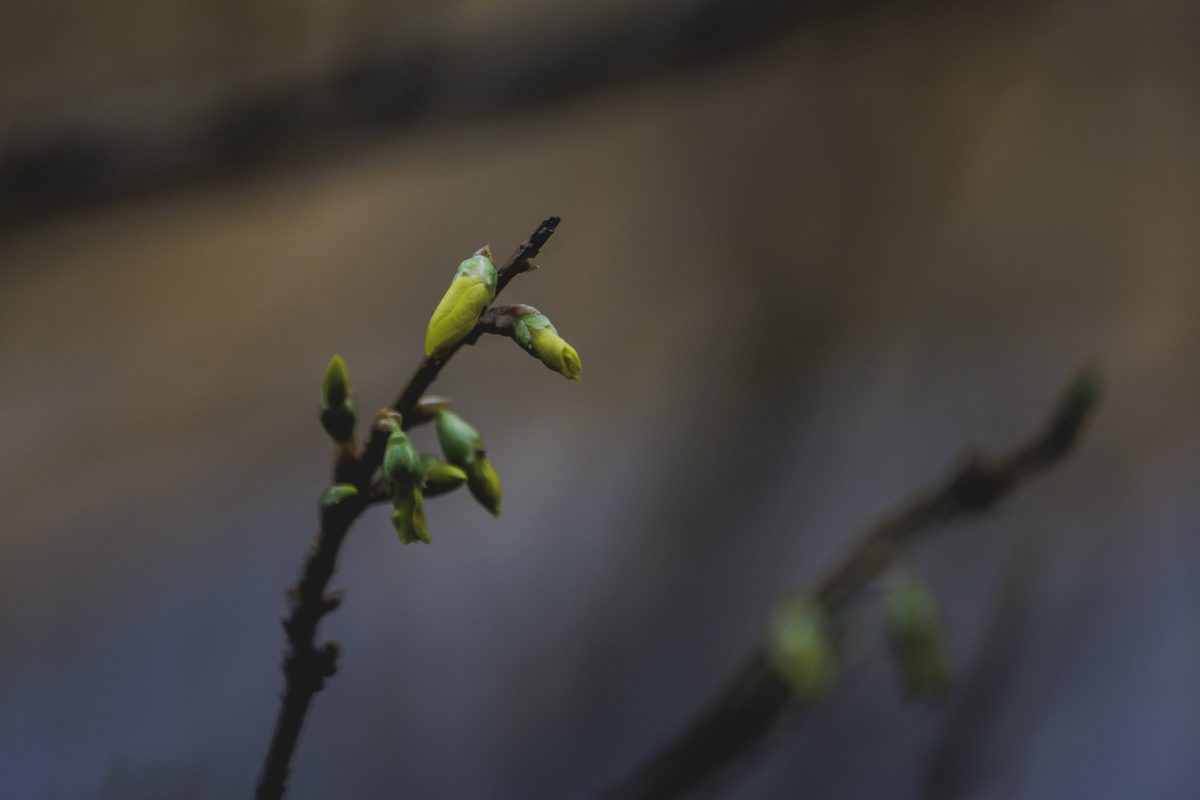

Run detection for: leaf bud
[[421, 459, 469, 497], [513, 312, 581, 381], [318, 484, 358, 525], [434, 410, 485, 468], [424, 249, 498, 358], [768, 599, 837, 703], [466, 457, 502, 516], [390, 483, 431, 544], [319, 355, 357, 444], [383, 428, 424, 490], [884, 572, 953, 701]]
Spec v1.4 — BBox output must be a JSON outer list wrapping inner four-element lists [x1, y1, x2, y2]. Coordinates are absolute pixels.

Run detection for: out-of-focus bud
[[319, 355, 357, 444], [1038, 363, 1105, 463], [434, 410, 485, 467], [383, 427, 424, 490], [319, 484, 358, 525], [885, 572, 953, 701], [769, 599, 837, 703], [466, 458, 502, 516], [513, 312, 581, 381], [424, 249, 498, 358], [390, 483, 431, 544], [422, 459, 469, 497]]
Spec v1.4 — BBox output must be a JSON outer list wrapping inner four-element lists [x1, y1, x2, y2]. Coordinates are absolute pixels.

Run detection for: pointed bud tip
[[467, 458, 502, 516], [321, 354, 351, 409]]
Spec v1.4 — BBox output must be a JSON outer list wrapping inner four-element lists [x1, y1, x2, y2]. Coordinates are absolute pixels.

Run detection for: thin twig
[[598, 368, 1101, 800], [256, 216, 560, 800]]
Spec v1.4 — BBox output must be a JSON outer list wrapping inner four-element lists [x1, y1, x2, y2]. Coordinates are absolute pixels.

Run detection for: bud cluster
[[313, 233, 578, 548]]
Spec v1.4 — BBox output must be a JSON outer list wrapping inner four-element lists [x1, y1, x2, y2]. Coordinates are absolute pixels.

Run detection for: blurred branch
[[598, 367, 1102, 800], [920, 534, 1044, 800], [256, 216, 560, 800], [0, 0, 894, 230]]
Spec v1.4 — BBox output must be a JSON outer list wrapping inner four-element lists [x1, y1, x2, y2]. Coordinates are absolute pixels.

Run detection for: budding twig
[[256, 216, 561, 800], [598, 367, 1102, 800]]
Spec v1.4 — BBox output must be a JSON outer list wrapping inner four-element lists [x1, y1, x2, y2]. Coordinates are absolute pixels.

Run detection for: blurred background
[[2, 0, 1199, 797]]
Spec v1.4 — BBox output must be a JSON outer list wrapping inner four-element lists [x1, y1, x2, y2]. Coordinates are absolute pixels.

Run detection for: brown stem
[[598, 367, 1102, 800], [255, 215, 560, 800]]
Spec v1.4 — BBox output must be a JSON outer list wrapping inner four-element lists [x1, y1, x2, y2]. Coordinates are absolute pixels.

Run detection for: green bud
[[885, 572, 953, 701], [424, 252, 498, 358], [435, 410, 485, 468], [319, 484, 358, 523], [319, 355, 357, 444], [390, 483, 431, 544], [769, 599, 837, 702], [321, 354, 351, 409], [466, 457, 502, 516], [513, 313, 581, 381], [423, 461, 469, 497], [383, 429, 424, 489]]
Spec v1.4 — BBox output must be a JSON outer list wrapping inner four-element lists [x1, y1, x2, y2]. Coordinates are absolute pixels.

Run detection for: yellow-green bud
[[424, 252, 498, 358], [422, 460, 469, 497], [319, 355, 357, 444], [319, 484, 358, 524], [383, 429, 424, 489], [769, 599, 837, 703], [390, 483, 431, 544], [885, 573, 952, 701], [321, 355, 350, 408], [435, 410, 485, 468], [466, 457, 502, 516], [513, 313, 581, 381]]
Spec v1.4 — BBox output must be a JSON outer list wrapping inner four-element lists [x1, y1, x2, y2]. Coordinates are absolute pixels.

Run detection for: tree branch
[[598, 367, 1102, 800], [256, 215, 560, 800]]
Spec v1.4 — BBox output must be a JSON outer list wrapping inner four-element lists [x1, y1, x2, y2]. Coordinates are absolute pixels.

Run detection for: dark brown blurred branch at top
[[599, 367, 1103, 800], [256, 216, 559, 800], [0, 0, 897, 231]]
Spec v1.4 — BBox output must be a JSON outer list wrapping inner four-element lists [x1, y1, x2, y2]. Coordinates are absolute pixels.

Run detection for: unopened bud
[[769, 599, 837, 702], [885, 572, 953, 701], [423, 460, 469, 497], [390, 483, 431, 544], [513, 312, 581, 381], [466, 457, 502, 516], [424, 250, 498, 358], [319, 355, 357, 444], [435, 410, 485, 468], [319, 484, 358, 524]]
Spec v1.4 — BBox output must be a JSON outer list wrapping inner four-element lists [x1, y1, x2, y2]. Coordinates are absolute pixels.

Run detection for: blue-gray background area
[[2, 0, 1200, 797]]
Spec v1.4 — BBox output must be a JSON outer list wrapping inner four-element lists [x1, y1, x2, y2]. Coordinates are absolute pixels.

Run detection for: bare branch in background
[[599, 367, 1102, 800], [0, 0, 902, 230]]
